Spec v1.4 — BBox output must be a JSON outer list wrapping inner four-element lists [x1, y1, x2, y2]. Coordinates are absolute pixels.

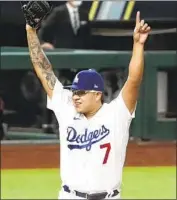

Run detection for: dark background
[[1, 1, 177, 49]]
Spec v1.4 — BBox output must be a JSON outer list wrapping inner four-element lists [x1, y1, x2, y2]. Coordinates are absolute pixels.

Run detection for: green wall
[[1, 47, 177, 140]]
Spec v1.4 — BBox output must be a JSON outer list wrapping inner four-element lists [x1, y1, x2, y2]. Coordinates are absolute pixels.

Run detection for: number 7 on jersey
[[100, 143, 111, 164]]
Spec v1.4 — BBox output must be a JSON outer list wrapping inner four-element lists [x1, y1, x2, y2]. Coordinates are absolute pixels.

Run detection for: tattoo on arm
[[42, 70, 56, 90], [27, 29, 56, 90]]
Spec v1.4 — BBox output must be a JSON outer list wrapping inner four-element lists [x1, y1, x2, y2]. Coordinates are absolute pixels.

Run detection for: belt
[[63, 185, 119, 200]]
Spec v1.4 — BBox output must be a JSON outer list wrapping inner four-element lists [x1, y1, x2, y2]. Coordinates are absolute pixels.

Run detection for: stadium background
[[1, 1, 177, 199]]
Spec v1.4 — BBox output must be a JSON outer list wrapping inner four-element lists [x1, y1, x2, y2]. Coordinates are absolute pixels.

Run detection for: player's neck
[[84, 103, 103, 119]]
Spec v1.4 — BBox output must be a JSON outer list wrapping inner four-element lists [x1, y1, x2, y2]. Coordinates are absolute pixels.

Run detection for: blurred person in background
[[101, 69, 124, 103], [38, 0, 91, 50], [20, 71, 43, 128]]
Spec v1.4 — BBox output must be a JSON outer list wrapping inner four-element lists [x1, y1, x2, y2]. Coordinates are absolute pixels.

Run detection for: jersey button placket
[[85, 120, 91, 189]]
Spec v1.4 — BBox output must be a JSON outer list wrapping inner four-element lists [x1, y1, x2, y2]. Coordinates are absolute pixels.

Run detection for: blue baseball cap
[[64, 69, 104, 92]]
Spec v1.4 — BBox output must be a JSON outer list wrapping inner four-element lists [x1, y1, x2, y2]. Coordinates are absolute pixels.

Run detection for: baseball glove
[[21, 1, 52, 29]]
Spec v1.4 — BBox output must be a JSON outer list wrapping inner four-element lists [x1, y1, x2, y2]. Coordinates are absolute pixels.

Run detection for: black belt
[[63, 185, 119, 200]]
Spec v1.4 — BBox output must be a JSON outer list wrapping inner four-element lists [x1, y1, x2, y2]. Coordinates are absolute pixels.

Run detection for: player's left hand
[[133, 11, 151, 45]]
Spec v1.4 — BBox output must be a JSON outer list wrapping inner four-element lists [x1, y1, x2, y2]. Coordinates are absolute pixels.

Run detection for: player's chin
[[74, 105, 83, 112]]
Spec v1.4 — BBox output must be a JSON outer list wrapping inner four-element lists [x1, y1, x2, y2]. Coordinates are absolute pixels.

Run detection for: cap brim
[[63, 85, 79, 90]]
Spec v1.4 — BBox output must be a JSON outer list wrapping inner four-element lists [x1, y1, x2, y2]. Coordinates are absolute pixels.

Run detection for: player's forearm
[[26, 25, 56, 90], [128, 42, 144, 86]]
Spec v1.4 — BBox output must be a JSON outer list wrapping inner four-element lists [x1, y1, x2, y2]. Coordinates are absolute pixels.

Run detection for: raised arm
[[26, 25, 56, 99], [122, 11, 151, 114]]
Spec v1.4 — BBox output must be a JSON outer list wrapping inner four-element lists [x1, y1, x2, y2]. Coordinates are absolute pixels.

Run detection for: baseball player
[[23, 2, 151, 199]]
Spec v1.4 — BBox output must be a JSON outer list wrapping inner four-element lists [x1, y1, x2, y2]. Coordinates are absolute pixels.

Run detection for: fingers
[[135, 11, 151, 33], [141, 23, 148, 31], [147, 26, 151, 31], [145, 26, 151, 33], [140, 20, 144, 27], [134, 19, 143, 33], [134, 11, 143, 33], [141, 22, 151, 32], [136, 11, 140, 25]]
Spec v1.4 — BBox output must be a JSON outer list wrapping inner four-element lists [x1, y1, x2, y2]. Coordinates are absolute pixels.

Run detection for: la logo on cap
[[94, 84, 98, 88], [74, 74, 79, 83]]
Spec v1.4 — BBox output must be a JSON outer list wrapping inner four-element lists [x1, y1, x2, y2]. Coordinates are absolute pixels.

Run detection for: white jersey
[[47, 79, 135, 193]]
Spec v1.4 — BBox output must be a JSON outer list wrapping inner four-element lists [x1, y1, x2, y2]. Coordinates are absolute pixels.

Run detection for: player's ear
[[95, 92, 102, 102]]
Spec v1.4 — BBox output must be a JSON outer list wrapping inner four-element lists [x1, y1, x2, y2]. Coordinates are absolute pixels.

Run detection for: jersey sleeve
[[110, 89, 136, 123], [47, 79, 73, 116], [109, 90, 136, 151]]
